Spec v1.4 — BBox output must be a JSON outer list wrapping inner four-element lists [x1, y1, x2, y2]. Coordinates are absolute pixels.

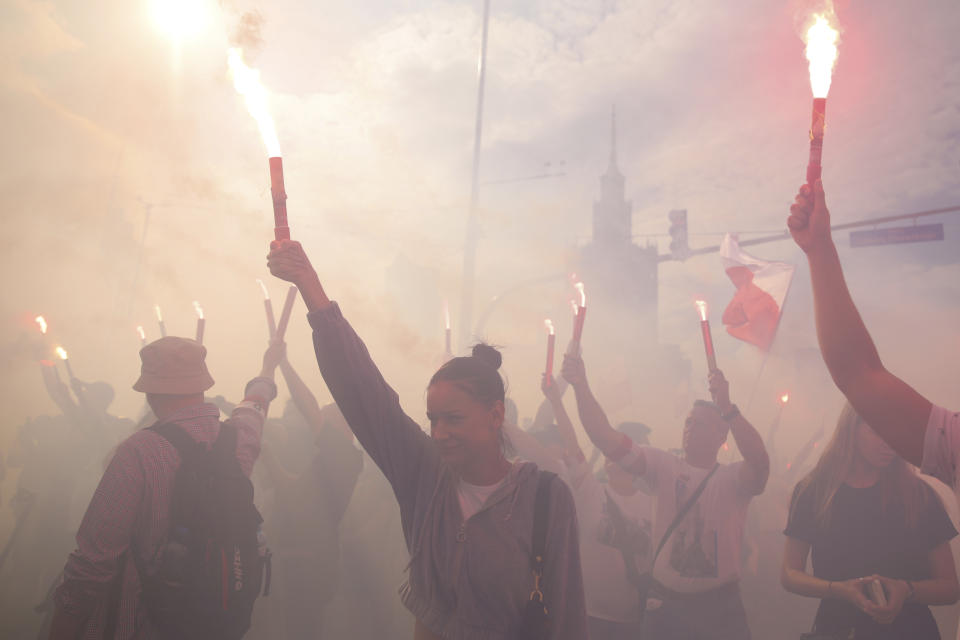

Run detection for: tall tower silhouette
[[592, 106, 633, 246], [579, 106, 660, 350]]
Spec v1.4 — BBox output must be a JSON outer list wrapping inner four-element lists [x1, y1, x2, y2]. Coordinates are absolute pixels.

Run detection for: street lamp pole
[[458, 0, 491, 351]]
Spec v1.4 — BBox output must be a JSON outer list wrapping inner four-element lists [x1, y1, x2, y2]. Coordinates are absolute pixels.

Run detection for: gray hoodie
[[308, 304, 588, 640]]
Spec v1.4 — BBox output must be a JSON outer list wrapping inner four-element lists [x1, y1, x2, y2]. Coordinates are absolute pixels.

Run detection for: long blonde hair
[[793, 403, 929, 530]]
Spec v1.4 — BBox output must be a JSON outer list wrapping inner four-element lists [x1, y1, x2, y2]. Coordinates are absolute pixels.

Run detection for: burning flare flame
[[193, 300, 204, 320], [804, 14, 840, 98], [55, 346, 68, 360], [544, 319, 555, 335], [137, 326, 146, 341], [574, 282, 586, 307], [695, 300, 708, 322], [35, 315, 47, 334], [781, 393, 790, 404], [228, 48, 282, 157]]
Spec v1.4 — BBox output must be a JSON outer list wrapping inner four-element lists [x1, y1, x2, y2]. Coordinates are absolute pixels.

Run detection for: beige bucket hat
[[133, 336, 215, 395]]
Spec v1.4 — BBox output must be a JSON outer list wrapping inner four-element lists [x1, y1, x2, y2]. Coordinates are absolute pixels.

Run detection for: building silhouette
[[574, 107, 691, 424]]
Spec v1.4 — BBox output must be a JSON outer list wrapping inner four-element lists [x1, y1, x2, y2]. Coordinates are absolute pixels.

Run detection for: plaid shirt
[[53, 377, 277, 639]]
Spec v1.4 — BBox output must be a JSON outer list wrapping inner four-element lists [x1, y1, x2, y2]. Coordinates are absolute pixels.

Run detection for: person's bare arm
[[561, 354, 644, 474], [541, 374, 585, 463], [780, 536, 878, 615], [918, 541, 960, 604], [267, 240, 332, 313], [502, 423, 567, 477], [40, 364, 80, 420], [277, 348, 326, 432], [710, 370, 769, 494], [788, 180, 931, 464], [867, 541, 959, 626]]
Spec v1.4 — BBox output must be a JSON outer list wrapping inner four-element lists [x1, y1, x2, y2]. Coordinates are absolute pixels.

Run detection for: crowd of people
[[0, 179, 956, 639]]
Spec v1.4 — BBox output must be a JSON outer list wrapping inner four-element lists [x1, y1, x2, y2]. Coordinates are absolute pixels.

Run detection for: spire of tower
[[593, 104, 630, 245], [609, 104, 618, 170]]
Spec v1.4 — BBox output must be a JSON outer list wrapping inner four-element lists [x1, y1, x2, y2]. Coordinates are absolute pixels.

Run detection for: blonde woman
[[781, 404, 958, 639]]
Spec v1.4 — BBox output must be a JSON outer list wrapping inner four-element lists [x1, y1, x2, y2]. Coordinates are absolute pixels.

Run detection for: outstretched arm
[[40, 363, 80, 421], [710, 370, 769, 495], [561, 354, 643, 474], [267, 240, 438, 527], [788, 180, 931, 465], [540, 374, 585, 464], [267, 240, 332, 314], [277, 345, 327, 432]]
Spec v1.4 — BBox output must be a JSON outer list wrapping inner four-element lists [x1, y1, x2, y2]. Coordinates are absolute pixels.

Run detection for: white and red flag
[[720, 234, 794, 350]]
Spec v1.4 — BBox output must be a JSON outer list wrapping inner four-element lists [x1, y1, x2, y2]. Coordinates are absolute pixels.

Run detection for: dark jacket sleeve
[[307, 304, 440, 531]]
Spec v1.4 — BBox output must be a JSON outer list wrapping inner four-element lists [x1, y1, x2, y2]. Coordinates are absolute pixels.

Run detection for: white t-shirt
[[919, 404, 960, 640], [458, 476, 508, 521], [921, 405, 960, 496], [625, 447, 753, 594], [568, 460, 654, 623]]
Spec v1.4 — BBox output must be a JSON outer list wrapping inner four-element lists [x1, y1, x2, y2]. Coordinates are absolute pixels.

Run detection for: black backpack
[[137, 421, 269, 640]]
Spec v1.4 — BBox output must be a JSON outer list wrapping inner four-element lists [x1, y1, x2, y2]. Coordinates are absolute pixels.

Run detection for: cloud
[[1, 0, 958, 435]]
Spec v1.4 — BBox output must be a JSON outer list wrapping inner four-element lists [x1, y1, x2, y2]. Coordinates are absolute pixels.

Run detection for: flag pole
[[743, 256, 798, 415]]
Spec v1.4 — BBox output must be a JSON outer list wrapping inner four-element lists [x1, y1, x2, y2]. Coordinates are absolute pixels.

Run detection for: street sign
[[849, 223, 944, 248]]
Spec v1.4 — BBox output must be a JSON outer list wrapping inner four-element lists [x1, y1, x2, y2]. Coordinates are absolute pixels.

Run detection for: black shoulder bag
[[518, 470, 557, 640]]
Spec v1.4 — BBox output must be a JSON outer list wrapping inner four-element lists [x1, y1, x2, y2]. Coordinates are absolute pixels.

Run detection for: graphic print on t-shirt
[[668, 474, 718, 578], [597, 491, 652, 563]]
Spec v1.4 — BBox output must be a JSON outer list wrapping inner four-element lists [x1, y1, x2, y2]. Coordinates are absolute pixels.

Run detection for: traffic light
[[668, 209, 689, 260]]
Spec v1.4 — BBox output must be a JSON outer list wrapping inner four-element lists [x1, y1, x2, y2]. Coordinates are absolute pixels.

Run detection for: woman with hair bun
[[267, 240, 587, 640]]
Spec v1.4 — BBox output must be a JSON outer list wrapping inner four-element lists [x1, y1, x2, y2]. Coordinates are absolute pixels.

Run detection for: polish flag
[[720, 234, 794, 350]]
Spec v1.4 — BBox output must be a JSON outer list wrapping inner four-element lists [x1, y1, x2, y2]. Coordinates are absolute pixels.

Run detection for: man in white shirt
[[788, 180, 960, 630], [562, 355, 769, 639]]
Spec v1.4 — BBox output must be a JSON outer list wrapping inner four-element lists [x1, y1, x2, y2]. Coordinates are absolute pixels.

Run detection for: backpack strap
[[212, 421, 238, 460], [529, 471, 556, 597], [150, 422, 205, 463], [651, 462, 720, 568], [633, 461, 720, 629]]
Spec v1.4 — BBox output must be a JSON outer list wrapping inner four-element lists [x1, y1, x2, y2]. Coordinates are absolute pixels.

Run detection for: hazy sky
[[1, 0, 958, 448]]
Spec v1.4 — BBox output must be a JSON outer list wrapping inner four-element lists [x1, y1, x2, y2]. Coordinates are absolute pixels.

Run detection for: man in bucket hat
[[48, 337, 282, 639]]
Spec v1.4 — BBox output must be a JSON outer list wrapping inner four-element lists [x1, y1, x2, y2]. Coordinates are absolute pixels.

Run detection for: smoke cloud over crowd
[[1, 0, 958, 637]]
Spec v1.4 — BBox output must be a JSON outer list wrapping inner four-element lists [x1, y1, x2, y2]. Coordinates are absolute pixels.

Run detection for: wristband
[[905, 580, 916, 601], [721, 404, 740, 421]]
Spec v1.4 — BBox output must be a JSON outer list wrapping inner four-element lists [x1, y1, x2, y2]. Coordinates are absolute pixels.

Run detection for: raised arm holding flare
[[267, 239, 588, 640], [709, 369, 770, 495], [788, 180, 936, 468], [561, 353, 630, 465], [562, 352, 768, 639], [540, 373, 586, 465], [275, 341, 326, 430]]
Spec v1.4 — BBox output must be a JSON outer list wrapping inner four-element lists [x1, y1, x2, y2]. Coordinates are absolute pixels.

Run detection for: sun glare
[[151, 0, 209, 41]]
